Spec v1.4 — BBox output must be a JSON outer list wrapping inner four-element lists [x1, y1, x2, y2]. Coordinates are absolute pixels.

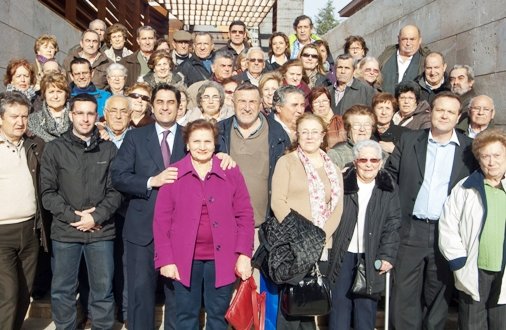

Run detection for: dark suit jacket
[[384, 129, 478, 242], [111, 123, 186, 246], [329, 78, 376, 116]]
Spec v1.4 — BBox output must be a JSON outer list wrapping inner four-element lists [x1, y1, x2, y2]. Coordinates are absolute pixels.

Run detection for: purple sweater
[[153, 154, 254, 287]]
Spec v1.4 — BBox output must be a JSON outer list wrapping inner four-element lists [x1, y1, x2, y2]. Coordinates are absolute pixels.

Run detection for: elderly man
[[386, 92, 479, 330], [450, 64, 477, 113], [120, 26, 156, 87], [69, 19, 108, 53], [69, 58, 111, 118], [233, 47, 266, 86], [41, 93, 122, 330], [289, 15, 320, 59], [0, 92, 48, 330], [457, 95, 495, 138], [416, 52, 451, 104], [102, 95, 131, 148], [379, 24, 431, 94], [272, 85, 305, 141], [63, 29, 112, 89], [177, 32, 215, 86], [171, 30, 192, 66], [219, 20, 249, 58], [330, 53, 375, 116]]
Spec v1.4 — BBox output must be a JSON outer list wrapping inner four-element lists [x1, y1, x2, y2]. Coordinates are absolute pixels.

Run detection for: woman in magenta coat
[[153, 119, 254, 329]]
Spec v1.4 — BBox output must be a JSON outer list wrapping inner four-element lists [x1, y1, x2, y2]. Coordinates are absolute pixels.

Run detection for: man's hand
[[160, 264, 180, 280], [379, 260, 393, 275], [379, 141, 395, 154], [71, 207, 97, 232], [216, 153, 236, 170], [150, 167, 178, 188], [235, 254, 252, 280]]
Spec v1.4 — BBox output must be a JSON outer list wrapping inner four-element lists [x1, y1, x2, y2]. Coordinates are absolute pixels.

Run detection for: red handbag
[[225, 277, 266, 330]]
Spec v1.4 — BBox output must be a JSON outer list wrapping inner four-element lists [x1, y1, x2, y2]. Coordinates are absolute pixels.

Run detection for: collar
[[0, 132, 24, 148], [335, 77, 354, 90], [273, 114, 291, 134], [178, 154, 227, 180], [155, 122, 177, 136], [396, 49, 414, 61], [428, 129, 460, 146], [232, 113, 264, 138]]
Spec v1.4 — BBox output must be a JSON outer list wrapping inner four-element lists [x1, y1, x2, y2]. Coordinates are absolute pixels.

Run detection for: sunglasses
[[301, 53, 319, 59], [128, 93, 150, 102], [230, 30, 245, 35], [356, 158, 381, 164]]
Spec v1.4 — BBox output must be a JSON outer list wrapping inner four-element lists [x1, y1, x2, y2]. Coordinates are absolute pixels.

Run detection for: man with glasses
[[63, 29, 112, 89], [177, 32, 215, 86], [171, 30, 193, 66], [219, 20, 249, 59], [456, 95, 496, 138], [330, 53, 375, 116], [69, 57, 111, 118], [232, 47, 266, 86], [385, 92, 478, 330]]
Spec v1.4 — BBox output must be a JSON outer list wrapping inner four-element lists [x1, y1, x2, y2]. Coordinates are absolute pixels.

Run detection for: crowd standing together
[[0, 13, 504, 330]]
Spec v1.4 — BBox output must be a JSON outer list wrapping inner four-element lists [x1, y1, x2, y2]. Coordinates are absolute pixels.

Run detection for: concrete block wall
[[0, 0, 81, 90], [324, 0, 506, 125]]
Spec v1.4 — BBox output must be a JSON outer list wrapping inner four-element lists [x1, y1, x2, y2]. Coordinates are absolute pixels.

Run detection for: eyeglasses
[[351, 123, 373, 130], [230, 30, 245, 35], [128, 93, 150, 102], [312, 100, 330, 106], [301, 53, 319, 59], [356, 158, 381, 164], [470, 106, 493, 113], [201, 95, 220, 102], [108, 75, 125, 79], [248, 58, 265, 63], [364, 68, 380, 74], [298, 130, 323, 137]]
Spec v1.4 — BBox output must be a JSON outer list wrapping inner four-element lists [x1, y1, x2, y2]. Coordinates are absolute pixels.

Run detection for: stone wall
[[0, 0, 81, 89], [324, 0, 506, 125]]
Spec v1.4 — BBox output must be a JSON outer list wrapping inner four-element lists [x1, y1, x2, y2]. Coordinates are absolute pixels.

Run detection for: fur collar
[[343, 167, 395, 194]]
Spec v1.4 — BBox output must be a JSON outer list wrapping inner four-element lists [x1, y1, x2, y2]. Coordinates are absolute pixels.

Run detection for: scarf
[[5, 84, 37, 101], [36, 55, 49, 64], [39, 101, 71, 140]]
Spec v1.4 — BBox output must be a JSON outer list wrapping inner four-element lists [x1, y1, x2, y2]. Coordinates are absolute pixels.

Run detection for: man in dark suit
[[385, 91, 478, 330], [111, 84, 184, 330]]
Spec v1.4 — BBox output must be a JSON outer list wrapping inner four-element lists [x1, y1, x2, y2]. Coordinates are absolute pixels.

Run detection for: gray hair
[[469, 94, 495, 110], [89, 19, 106, 30], [272, 85, 304, 109], [107, 63, 128, 77], [247, 46, 266, 60], [80, 29, 100, 41], [104, 94, 131, 112], [196, 81, 225, 109], [0, 91, 30, 118], [213, 50, 235, 63], [137, 25, 156, 38], [336, 53, 358, 68], [352, 140, 383, 160], [450, 64, 475, 81], [193, 31, 214, 42]]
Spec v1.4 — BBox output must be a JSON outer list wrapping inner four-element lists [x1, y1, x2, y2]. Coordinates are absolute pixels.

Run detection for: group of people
[[0, 12, 504, 330]]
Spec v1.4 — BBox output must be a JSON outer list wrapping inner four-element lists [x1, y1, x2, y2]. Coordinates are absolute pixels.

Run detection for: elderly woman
[[328, 139, 401, 330], [328, 105, 379, 169], [271, 113, 343, 329], [28, 73, 70, 142], [355, 56, 383, 92], [154, 119, 254, 329], [125, 82, 155, 128], [33, 34, 59, 90], [104, 23, 133, 63], [141, 50, 185, 89], [4, 58, 37, 102], [105, 63, 128, 95], [280, 59, 311, 110], [371, 92, 409, 154], [309, 87, 346, 148], [266, 32, 290, 71], [299, 44, 331, 89], [439, 129, 506, 330], [259, 71, 283, 116], [393, 81, 431, 130], [184, 81, 234, 124], [344, 35, 368, 61]]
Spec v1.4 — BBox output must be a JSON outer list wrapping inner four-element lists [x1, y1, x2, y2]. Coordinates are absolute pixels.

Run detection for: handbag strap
[[249, 277, 265, 330]]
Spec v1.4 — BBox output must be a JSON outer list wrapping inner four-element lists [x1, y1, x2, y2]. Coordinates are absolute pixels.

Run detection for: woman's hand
[[160, 264, 180, 280], [235, 255, 252, 280], [378, 260, 393, 275]]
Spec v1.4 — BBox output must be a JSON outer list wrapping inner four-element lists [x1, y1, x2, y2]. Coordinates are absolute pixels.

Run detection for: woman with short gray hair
[[106, 63, 128, 95], [328, 139, 401, 330], [183, 81, 233, 125]]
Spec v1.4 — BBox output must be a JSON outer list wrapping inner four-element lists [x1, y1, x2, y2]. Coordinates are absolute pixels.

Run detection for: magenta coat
[[153, 154, 254, 288]]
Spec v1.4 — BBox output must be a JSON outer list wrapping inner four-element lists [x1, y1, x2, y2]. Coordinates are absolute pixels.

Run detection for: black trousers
[[392, 220, 453, 330], [458, 268, 506, 330]]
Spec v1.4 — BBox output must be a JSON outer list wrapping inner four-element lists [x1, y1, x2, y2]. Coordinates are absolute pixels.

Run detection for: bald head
[[398, 25, 422, 57]]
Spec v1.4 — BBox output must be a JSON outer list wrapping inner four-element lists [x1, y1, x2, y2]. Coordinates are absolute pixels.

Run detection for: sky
[[304, 0, 352, 21]]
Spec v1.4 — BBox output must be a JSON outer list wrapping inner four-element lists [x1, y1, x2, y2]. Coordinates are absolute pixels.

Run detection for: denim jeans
[[51, 240, 115, 330]]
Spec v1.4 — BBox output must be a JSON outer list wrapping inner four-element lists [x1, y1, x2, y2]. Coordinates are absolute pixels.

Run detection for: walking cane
[[384, 271, 391, 330]]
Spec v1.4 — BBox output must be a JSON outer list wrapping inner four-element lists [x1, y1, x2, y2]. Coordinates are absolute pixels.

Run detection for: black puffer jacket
[[40, 128, 122, 243], [328, 167, 401, 295]]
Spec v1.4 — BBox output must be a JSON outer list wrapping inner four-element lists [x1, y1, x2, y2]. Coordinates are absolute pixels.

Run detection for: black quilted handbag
[[280, 263, 332, 316]]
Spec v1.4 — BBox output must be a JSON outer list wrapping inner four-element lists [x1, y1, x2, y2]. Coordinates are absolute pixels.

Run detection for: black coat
[[328, 168, 401, 296], [176, 53, 213, 86]]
